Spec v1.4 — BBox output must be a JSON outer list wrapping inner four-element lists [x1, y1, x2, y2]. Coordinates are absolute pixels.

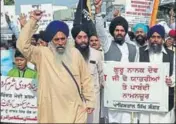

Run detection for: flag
[[150, 0, 160, 27], [73, 0, 97, 36]]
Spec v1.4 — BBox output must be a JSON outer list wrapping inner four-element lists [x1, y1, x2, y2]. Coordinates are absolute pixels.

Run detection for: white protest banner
[[20, 4, 53, 33], [1, 0, 8, 27], [0, 76, 38, 123], [124, 0, 154, 25], [64, 21, 73, 39], [104, 62, 169, 112]]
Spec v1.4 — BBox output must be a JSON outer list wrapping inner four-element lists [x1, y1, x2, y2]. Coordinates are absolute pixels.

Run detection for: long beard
[[75, 42, 90, 61], [48, 42, 72, 65]]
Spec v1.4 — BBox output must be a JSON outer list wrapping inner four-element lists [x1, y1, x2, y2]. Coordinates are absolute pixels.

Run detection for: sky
[[15, 0, 79, 14]]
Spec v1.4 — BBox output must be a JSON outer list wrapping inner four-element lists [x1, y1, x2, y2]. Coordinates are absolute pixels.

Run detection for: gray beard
[[48, 42, 72, 65], [149, 43, 162, 53]]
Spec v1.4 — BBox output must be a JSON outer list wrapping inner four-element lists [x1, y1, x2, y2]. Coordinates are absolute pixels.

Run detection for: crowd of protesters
[[1, 0, 176, 123]]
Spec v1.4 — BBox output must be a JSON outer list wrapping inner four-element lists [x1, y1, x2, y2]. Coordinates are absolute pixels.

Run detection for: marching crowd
[[1, 0, 176, 123]]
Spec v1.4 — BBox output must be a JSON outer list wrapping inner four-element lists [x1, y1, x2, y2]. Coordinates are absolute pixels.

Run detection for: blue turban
[[147, 25, 165, 39], [132, 23, 148, 34], [45, 20, 69, 42]]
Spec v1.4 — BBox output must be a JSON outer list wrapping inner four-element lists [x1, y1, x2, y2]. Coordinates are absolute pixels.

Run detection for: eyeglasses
[[53, 37, 66, 41]]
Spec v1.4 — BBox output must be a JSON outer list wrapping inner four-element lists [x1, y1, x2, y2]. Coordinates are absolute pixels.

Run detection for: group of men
[[12, 0, 175, 123]]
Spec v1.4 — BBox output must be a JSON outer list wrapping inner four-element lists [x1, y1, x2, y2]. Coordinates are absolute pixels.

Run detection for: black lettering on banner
[[137, 103, 147, 109], [27, 110, 31, 114], [148, 104, 160, 110], [19, 110, 25, 113]]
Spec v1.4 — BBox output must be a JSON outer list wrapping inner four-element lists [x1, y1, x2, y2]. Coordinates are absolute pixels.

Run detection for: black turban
[[109, 16, 128, 36], [15, 49, 25, 58], [39, 31, 49, 43], [71, 24, 89, 39], [32, 34, 40, 41]]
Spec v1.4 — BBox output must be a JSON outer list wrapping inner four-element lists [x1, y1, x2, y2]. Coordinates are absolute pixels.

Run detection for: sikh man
[[17, 10, 95, 123], [94, 0, 138, 123], [139, 25, 175, 123], [71, 24, 104, 123], [132, 23, 149, 48]]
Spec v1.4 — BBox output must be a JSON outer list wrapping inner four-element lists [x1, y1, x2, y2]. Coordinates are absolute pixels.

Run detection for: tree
[[4, 0, 14, 5]]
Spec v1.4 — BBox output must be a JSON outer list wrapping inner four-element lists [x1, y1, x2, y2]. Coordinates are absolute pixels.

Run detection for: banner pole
[[150, 0, 160, 27]]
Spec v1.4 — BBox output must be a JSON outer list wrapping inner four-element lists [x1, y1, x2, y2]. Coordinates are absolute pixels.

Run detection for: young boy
[[8, 49, 37, 79]]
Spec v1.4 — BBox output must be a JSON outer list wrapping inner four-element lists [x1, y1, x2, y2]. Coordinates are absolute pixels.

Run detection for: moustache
[[79, 43, 88, 48], [115, 34, 123, 38], [150, 43, 162, 53], [114, 34, 125, 45], [56, 46, 65, 49], [92, 43, 97, 46]]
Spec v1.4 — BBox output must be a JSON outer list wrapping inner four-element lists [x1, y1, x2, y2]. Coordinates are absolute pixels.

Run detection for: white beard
[[48, 41, 72, 65]]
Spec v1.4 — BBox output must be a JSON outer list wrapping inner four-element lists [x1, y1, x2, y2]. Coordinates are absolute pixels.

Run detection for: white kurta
[[95, 13, 138, 123], [107, 43, 138, 123], [138, 46, 175, 123]]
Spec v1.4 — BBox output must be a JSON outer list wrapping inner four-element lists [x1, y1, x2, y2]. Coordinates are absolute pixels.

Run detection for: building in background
[[158, 0, 175, 23]]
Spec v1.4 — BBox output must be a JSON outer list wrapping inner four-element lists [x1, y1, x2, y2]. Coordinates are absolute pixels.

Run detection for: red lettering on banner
[[131, 0, 148, 5], [122, 93, 150, 101], [130, 83, 150, 91], [135, 9, 146, 12], [112, 75, 119, 81], [130, 76, 160, 82], [127, 68, 145, 73], [148, 66, 158, 73], [114, 67, 124, 75]]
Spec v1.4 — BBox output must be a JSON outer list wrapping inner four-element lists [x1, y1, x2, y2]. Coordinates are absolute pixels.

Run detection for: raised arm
[[94, 0, 111, 53], [16, 10, 43, 65]]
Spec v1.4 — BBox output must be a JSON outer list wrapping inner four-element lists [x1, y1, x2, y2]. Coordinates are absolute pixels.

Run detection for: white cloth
[[117, 43, 129, 62], [27, 62, 35, 70]]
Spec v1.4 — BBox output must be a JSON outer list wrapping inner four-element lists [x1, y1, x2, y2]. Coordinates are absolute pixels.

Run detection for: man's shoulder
[[90, 47, 101, 54], [70, 47, 82, 57], [7, 68, 18, 76], [165, 47, 174, 56], [70, 47, 79, 52], [126, 41, 137, 48], [126, 40, 136, 46], [139, 45, 148, 52], [89, 47, 102, 60], [26, 68, 36, 73], [8, 68, 16, 74]]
